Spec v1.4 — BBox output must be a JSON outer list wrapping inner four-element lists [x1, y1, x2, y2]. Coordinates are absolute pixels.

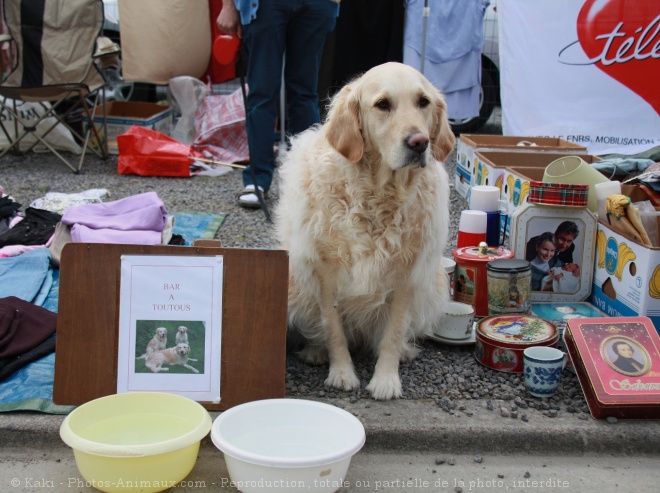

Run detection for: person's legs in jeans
[[285, 0, 338, 136], [241, 1, 289, 194]]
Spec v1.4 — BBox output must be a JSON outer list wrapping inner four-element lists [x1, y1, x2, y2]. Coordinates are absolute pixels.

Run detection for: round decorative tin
[[452, 244, 514, 317], [486, 259, 532, 316], [475, 315, 559, 373]]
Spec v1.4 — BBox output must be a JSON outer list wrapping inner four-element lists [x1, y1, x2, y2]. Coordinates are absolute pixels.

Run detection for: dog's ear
[[430, 89, 456, 162], [325, 84, 364, 163]]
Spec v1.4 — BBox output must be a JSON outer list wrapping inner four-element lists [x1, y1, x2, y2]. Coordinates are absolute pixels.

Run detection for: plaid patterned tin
[[528, 180, 589, 207]]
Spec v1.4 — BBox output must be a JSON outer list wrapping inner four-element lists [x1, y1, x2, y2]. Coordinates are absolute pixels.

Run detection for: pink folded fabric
[[61, 192, 167, 232], [0, 244, 43, 258], [70, 224, 162, 245]]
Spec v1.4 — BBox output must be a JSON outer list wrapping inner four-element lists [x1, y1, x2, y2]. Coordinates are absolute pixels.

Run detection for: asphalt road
[[3, 445, 658, 493]]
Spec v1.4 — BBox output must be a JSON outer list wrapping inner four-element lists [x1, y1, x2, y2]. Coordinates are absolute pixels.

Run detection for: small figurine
[[478, 241, 489, 256]]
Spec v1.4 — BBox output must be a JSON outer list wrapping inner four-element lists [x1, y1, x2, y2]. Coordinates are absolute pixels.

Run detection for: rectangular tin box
[[565, 316, 660, 419]]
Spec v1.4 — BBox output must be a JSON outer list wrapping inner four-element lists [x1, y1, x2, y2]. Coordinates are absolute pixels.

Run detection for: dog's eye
[[375, 99, 391, 111], [418, 96, 430, 108]]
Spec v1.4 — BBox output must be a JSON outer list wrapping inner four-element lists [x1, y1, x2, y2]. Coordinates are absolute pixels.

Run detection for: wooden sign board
[[53, 243, 288, 411]]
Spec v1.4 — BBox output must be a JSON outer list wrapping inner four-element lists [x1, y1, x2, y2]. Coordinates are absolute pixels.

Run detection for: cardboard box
[[454, 135, 587, 199], [487, 153, 603, 236], [590, 217, 660, 332], [83, 101, 173, 155], [565, 317, 660, 419]]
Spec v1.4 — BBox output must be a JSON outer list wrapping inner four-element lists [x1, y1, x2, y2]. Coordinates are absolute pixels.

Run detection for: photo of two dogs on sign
[[135, 322, 205, 375]]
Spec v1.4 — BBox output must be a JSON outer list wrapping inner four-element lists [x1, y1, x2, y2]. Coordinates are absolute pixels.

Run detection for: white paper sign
[[117, 255, 223, 402], [499, 0, 660, 156]]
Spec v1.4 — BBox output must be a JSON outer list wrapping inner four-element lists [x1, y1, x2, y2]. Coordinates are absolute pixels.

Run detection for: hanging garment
[[403, 0, 488, 119]]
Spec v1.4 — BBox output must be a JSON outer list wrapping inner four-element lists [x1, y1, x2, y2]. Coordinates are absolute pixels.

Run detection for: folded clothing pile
[[61, 191, 168, 245], [0, 194, 22, 236], [29, 188, 110, 215], [0, 207, 61, 248], [0, 296, 57, 382], [0, 247, 53, 306]]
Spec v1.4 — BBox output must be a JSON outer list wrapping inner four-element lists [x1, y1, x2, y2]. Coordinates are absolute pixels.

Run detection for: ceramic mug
[[523, 346, 567, 398], [435, 301, 475, 340]]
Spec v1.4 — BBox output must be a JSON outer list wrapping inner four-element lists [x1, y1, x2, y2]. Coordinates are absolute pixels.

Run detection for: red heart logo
[[577, 0, 660, 116]]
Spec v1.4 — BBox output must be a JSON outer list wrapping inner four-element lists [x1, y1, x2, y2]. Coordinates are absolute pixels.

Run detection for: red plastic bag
[[117, 126, 192, 177]]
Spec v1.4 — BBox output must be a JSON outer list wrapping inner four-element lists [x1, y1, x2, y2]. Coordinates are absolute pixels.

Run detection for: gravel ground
[[0, 109, 591, 419]]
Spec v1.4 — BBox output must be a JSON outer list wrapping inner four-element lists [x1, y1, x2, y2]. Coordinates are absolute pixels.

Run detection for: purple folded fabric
[[61, 192, 167, 232], [70, 224, 162, 245]]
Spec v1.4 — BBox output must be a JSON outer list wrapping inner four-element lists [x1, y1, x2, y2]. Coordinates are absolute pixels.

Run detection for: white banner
[[499, 0, 660, 156]]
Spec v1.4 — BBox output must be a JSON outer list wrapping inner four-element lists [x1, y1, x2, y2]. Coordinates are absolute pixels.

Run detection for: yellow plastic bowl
[[60, 392, 212, 493]]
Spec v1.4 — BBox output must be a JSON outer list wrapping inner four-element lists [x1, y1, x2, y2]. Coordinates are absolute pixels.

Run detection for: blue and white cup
[[523, 346, 567, 398]]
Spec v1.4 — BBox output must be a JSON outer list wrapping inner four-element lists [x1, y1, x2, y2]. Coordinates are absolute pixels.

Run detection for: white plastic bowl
[[60, 392, 212, 493], [211, 399, 366, 493]]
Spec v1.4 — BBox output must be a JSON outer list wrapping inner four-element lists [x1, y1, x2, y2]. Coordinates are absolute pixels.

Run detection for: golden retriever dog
[[145, 343, 199, 373], [275, 62, 455, 400], [136, 327, 167, 360], [175, 325, 189, 346]]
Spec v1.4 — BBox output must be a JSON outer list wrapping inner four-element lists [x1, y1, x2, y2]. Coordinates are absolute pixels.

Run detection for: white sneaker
[[237, 184, 266, 208]]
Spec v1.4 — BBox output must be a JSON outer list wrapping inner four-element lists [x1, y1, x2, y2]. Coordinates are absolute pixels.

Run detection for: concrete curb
[[2, 399, 659, 456]]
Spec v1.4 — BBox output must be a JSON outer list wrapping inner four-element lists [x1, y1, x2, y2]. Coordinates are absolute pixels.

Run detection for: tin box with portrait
[[509, 181, 597, 303], [564, 317, 660, 419], [531, 302, 606, 337]]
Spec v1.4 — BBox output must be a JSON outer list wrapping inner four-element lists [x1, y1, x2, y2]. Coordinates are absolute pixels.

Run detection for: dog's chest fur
[[314, 168, 434, 294]]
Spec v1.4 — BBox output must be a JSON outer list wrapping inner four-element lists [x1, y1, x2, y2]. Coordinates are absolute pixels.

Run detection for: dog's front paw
[[325, 366, 360, 391], [366, 372, 402, 400]]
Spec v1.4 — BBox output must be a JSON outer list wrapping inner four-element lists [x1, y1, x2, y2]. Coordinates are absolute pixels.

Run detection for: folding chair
[[0, 0, 118, 173]]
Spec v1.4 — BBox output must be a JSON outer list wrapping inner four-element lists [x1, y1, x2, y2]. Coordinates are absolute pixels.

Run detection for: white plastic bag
[[168, 76, 210, 145], [635, 200, 660, 247], [0, 98, 82, 154]]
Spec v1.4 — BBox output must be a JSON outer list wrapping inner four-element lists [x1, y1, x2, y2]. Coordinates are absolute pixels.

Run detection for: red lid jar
[[452, 244, 514, 317]]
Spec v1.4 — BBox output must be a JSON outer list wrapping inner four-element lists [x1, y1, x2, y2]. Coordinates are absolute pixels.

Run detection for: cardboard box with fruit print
[[472, 151, 601, 237], [590, 219, 660, 334], [454, 135, 587, 200]]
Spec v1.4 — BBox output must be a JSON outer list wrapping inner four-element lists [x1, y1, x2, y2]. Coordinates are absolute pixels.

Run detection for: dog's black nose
[[406, 133, 429, 154]]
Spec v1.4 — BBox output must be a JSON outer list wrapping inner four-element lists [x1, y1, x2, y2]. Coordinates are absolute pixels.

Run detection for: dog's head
[[324, 62, 455, 169], [174, 343, 190, 358], [155, 327, 167, 340], [177, 326, 188, 335]]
